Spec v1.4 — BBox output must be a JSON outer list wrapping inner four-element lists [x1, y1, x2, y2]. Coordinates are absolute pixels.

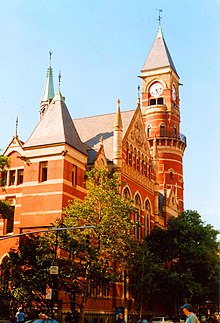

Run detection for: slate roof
[[73, 110, 134, 162], [23, 93, 87, 156], [142, 26, 178, 76]]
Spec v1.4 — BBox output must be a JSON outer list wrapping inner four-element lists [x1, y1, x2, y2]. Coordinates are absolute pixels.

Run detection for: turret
[[140, 19, 186, 212]]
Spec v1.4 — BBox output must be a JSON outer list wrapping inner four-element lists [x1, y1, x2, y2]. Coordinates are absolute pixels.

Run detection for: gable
[[123, 106, 150, 156]]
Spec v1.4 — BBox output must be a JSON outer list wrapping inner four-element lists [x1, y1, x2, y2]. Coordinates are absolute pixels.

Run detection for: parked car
[[151, 317, 173, 323]]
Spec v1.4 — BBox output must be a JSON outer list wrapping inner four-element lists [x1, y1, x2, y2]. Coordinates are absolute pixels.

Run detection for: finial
[[137, 85, 141, 107], [58, 71, 61, 92], [99, 136, 104, 146], [117, 99, 120, 108], [15, 116, 18, 137], [156, 8, 163, 25], [155, 9, 163, 38], [137, 85, 140, 98], [49, 51, 53, 67]]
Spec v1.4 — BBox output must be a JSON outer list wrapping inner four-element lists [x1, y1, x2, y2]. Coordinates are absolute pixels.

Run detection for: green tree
[[58, 167, 138, 323], [0, 234, 53, 316], [128, 241, 162, 318], [2, 167, 138, 321], [146, 210, 220, 314], [0, 153, 10, 171]]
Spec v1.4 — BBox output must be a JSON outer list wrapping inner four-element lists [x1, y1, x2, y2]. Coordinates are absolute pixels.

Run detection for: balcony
[[148, 131, 187, 144]]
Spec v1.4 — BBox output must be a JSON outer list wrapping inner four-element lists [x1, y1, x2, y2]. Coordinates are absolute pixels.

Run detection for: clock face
[[172, 85, 176, 100], [150, 82, 163, 97]]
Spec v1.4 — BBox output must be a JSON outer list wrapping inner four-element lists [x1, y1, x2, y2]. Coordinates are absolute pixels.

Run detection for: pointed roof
[[23, 91, 87, 155], [114, 99, 123, 129], [41, 52, 55, 102], [142, 24, 178, 76]]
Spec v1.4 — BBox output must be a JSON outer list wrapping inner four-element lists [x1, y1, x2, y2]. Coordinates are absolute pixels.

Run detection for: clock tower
[[140, 23, 186, 215]]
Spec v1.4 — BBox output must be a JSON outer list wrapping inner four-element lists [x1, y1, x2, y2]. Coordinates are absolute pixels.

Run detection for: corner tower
[[140, 22, 186, 213]]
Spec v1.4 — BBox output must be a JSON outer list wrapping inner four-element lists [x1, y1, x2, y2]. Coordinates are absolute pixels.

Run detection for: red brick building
[[0, 23, 186, 320]]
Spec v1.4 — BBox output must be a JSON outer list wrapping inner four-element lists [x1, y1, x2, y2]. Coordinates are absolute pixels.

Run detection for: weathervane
[[58, 71, 61, 92], [15, 116, 18, 137], [156, 8, 163, 25], [137, 85, 140, 98]]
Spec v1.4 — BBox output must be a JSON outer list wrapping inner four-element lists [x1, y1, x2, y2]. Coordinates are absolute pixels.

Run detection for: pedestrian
[[137, 319, 148, 323], [16, 309, 26, 323], [65, 312, 73, 323], [116, 313, 125, 323], [181, 304, 198, 323]]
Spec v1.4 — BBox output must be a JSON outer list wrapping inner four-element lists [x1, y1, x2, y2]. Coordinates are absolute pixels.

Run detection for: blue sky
[[0, 0, 219, 231]]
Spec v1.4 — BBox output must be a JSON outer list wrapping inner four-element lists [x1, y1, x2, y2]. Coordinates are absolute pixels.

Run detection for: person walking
[[16, 309, 26, 323], [181, 304, 198, 323], [116, 313, 125, 323]]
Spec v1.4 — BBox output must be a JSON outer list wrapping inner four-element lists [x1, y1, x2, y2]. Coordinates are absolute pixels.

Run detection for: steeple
[[24, 71, 87, 156], [40, 51, 55, 118], [141, 19, 178, 76]]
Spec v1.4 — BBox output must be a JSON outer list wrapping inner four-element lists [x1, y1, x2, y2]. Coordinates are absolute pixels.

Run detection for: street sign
[[50, 265, 59, 275], [46, 288, 52, 299]]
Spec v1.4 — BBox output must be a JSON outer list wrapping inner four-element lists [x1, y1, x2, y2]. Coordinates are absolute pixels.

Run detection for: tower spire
[[40, 51, 55, 118], [156, 9, 163, 38], [14, 116, 18, 138]]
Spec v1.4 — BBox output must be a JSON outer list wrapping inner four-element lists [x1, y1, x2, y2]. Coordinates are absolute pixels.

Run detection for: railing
[[148, 131, 187, 144]]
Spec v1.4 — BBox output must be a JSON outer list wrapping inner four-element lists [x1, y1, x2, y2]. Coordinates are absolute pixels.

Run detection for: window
[[17, 169, 24, 185], [123, 187, 131, 199], [150, 99, 156, 105], [134, 194, 142, 240], [9, 170, 16, 186], [39, 161, 48, 182], [5, 206, 15, 234], [173, 126, 177, 138], [170, 171, 173, 180], [128, 150, 132, 166], [147, 126, 151, 138], [145, 200, 151, 236], [157, 97, 164, 104], [1, 171, 7, 186], [160, 124, 166, 137], [89, 282, 109, 297], [72, 165, 77, 186]]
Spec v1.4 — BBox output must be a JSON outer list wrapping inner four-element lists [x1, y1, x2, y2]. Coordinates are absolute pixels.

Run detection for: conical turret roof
[[142, 24, 178, 76]]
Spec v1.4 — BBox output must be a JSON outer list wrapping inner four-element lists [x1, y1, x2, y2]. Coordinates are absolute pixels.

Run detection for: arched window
[[147, 126, 151, 138], [133, 148, 137, 170], [128, 146, 132, 166], [170, 171, 173, 180], [160, 123, 166, 137], [173, 126, 177, 138], [123, 187, 131, 199], [145, 200, 151, 236], [134, 194, 142, 240]]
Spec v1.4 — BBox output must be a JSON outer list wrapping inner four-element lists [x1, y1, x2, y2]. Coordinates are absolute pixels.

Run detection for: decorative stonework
[[131, 121, 144, 146]]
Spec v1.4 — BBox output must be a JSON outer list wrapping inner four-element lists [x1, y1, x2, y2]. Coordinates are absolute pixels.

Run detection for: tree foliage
[[1, 167, 138, 321], [0, 154, 10, 171], [0, 200, 14, 218], [146, 210, 220, 312]]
